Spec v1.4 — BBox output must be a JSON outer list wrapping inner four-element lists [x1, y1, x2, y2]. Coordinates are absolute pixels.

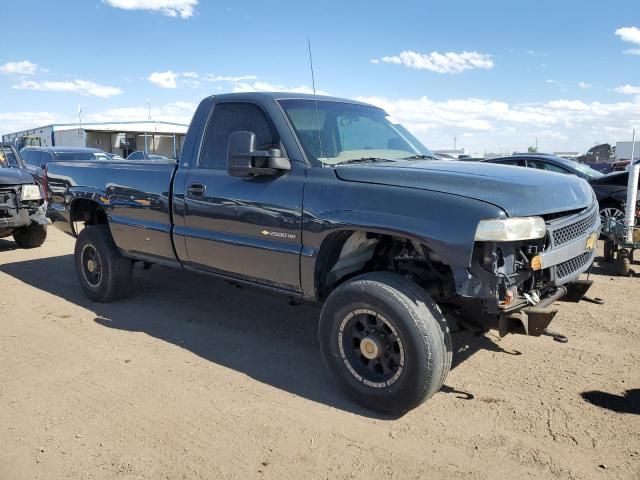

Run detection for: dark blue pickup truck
[[47, 92, 600, 414]]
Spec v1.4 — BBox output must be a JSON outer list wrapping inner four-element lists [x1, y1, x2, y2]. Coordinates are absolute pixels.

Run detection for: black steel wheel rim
[[81, 244, 102, 287], [338, 309, 405, 388]]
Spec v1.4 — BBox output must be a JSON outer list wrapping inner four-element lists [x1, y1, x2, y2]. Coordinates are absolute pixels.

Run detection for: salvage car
[[21, 147, 109, 188], [485, 153, 638, 223], [0, 143, 47, 248], [46, 93, 601, 414]]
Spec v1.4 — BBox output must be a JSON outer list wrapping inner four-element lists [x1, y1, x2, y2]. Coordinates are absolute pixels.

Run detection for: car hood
[[334, 160, 594, 217], [0, 168, 35, 186]]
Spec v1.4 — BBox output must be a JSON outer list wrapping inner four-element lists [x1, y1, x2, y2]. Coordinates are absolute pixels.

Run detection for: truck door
[[176, 102, 304, 292]]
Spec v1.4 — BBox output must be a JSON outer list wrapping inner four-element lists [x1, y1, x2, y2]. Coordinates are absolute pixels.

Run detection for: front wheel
[[318, 272, 452, 415], [74, 225, 133, 302], [13, 223, 47, 248]]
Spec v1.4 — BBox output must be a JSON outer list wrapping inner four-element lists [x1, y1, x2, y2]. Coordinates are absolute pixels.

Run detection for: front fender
[[300, 169, 506, 299]]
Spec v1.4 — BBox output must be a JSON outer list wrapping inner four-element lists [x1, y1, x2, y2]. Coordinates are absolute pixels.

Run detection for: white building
[[2, 121, 188, 159], [615, 141, 640, 162], [432, 148, 468, 159]]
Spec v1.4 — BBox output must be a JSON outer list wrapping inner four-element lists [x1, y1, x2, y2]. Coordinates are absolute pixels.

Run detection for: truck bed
[[47, 159, 179, 264]]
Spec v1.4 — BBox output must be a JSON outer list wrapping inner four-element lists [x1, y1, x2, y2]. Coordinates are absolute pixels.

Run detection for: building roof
[[52, 120, 188, 134]]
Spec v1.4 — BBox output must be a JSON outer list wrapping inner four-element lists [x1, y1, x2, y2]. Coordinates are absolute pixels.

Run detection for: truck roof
[[208, 92, 381, 109]]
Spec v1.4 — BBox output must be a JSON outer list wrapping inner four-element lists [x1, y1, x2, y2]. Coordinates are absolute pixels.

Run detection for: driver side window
[[527, 159, 570, 174], [199, 102, 279, 170]]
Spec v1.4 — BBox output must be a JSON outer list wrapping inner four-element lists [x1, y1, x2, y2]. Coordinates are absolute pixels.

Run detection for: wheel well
[[599, 198, 622, 208], [69, 199, 108, 236], [315, 230, 455, 301]]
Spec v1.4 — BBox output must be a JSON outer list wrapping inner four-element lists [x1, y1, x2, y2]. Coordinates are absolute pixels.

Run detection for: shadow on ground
[[0, 252, 522, 417], [0, 238, 17, 252], [581, 389, 640, 415], [590, 255, 638, 277]]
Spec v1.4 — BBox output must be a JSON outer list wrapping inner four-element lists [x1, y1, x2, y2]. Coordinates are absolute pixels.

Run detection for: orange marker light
[[531, 255, 542, 271]]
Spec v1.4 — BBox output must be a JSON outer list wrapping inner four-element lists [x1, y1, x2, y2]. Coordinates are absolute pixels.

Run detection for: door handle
[[187, 183, 206, 197]]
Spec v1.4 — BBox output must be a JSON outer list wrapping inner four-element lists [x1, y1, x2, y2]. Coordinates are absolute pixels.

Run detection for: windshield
[[569, 160, 604, 180], [0, 146, 21, 168], [279, 99, 433, 166], [54, 151, 99, 161]]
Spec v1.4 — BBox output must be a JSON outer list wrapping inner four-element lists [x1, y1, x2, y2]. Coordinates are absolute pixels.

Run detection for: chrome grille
[[555, 251, 592, 279], [551, 209, 598, 246]]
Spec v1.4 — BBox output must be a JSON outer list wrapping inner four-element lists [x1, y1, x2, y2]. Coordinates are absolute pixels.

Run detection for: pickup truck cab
[[47, 93, 600, 414], [0, 143, 47, 248]]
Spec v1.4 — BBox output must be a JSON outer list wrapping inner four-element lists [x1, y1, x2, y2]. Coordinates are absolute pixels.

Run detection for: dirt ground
[[1, 227, 639, 480]]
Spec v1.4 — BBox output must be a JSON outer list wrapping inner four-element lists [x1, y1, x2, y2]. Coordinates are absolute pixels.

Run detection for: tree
[[528, 146, 538, 153]]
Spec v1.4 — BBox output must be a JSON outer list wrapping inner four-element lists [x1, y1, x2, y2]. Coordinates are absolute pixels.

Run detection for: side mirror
[[227, 131, 291, 177]]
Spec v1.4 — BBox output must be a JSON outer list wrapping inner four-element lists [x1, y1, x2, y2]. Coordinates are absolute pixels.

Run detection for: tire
[[318, 272, 452, 415], [74, 225, 133, 302], [603, 239, 616, 262], [617, 250, 631, 277], [13, 223, 47, 249]]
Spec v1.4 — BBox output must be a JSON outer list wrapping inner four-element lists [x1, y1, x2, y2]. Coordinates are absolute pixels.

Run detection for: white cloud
[[204, 74, 259, 82], [624, 48, 640, 56], [230, 81, 328, 95], [578, 82, 592, 89], [0, 60, 38, 76], [373, 50, 494, 74], [526, 49, 547, 57], [12, 79, 122, 98], [0, 111, 59, 135], [103, 0, 197, 18], [0, 101, 195, 136], [85, 101, 196, 124], [615, 26, 640, 45], [358, 95, 640, 153], [148, 70, 178, 88], [615, 84, 640, 95]]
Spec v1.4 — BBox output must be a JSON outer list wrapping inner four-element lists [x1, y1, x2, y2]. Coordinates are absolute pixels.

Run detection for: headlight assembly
[[20, 184, 43, 201], [475, 217, 546, 242]]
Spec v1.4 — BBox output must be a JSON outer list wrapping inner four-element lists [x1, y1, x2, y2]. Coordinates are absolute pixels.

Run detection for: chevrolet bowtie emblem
[[261, 230, 270, 235]]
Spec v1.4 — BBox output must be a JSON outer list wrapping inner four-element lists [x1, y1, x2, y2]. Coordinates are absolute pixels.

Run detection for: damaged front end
[[453, 202, 601, 337], [0, 185, 47, 238]]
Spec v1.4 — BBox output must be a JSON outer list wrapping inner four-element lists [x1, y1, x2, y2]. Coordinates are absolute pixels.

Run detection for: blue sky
[[1, 0, 639, 153]]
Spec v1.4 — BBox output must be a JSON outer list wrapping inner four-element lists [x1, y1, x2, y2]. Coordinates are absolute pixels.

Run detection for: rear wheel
[[318, 272, 451, 415], [74, 225, 133, 302], [13, 223, 47, 249]]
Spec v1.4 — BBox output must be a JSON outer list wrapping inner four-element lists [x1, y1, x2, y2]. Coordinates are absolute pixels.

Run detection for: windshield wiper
[[402, 154, 437, 160], [334, 157, 395, 166]]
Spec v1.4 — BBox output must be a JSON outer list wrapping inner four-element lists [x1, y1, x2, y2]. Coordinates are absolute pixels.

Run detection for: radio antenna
[[307, 38, 325, 162]]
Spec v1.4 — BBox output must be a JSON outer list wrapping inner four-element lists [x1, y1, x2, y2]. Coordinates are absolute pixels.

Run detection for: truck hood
[[334, 160, 594, 217], [0, 168, 35, 186]]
